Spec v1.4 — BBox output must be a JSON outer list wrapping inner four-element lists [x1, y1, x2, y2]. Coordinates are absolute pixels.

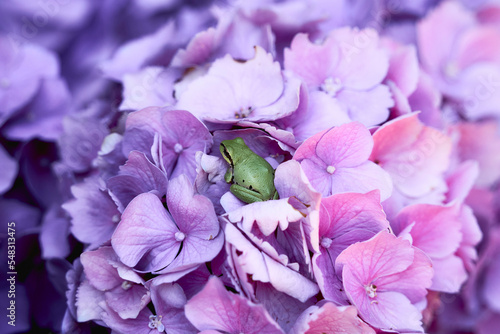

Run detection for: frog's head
[[220, 137, 246, 165]]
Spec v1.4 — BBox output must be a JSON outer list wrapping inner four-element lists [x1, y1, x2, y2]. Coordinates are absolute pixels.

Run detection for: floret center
[[321, 77, 343, 96], [365, 283, 377, 298], [148, 315, 165, 332]]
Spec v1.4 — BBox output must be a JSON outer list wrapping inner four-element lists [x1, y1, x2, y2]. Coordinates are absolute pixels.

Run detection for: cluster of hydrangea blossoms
[[3, 0, 498, 333]]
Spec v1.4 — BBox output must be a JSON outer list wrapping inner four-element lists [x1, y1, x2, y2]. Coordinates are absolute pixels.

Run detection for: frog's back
[[233, 157, 275, 197]]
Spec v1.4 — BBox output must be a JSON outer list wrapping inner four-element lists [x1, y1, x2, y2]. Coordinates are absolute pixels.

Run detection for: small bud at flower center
[[175, 231, 186, 242], [320, 237, 333, 248], [174, 143, 183, 154], [327, 165, 336, 174]]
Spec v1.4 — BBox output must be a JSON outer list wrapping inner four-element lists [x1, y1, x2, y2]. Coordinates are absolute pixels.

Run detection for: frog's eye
[[234, 137, 245, 145]]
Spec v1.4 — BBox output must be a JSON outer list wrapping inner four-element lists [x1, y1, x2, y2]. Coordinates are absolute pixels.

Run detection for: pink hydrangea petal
[[274, 160, 322, 211], [298, 159, 332, 196], [337, 232, 431, 332], [295, 122, 371, 168], [315, 122, 373, 167], [345, 279, 423, 333], [284, 33, 340, 88], [446, 160, 479, 203], [289, 302, 375, 334], [393, 203, 463, 258], [336, 232, 414, 283], [430, 255, 467, 293], [319, 190, 389, 237], [455, 27, 500, 70], [331, 163, 392, 201], [454, 120, 500, 187], [384, 42, 419, 97], [375, 247, 432, 304], [370, 113, 452, 198], [327, 27, 389, 90], [417, 1, 475, 74]]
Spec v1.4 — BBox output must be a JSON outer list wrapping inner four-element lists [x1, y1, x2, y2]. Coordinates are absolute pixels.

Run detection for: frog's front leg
[[230, 184, 266, 204], [224, 167, 233, 183]]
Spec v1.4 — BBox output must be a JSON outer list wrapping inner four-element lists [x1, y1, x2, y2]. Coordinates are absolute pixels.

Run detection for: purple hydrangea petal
[[2, 77, 70, 141], [100, 22, 177, 81], [194, 152, 231, 215], [58, 115, 109, 173], [336, 84, 393, 126], [99, 302, 154, 334], [111, 192, 181, 272], [0, 144, 17, 195], [75, 280, 106, 322], [107, 150, 168, 212], [176, 46, 300, 123], [40, 205, 70, 259], [123, 107, 213, 181], [62, 176, 121, 247], [147, 279, 197, 333], [184, 276, 285, 334], [160, 175, 224, 273], [0, 39, 59, 119], [224, 222, 319, 302], [254, 282, 315, 333], [80, 247, 125, 291], [120, 66, 180, 111]]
